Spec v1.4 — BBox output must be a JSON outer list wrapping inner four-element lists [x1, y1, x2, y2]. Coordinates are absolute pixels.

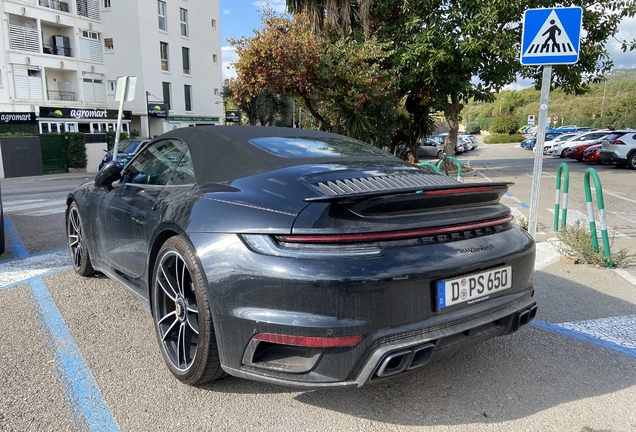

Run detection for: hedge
[[66, 133, 87, 168], [483, 133, 525, 144]]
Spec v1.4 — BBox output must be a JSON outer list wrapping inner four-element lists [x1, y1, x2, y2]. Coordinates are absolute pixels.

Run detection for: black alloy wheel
[[67, 202, 94, 276], [152, 236, 224, 385]]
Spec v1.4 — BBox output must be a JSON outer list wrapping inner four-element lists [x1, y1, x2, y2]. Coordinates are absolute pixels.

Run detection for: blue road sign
[[521, 7, 582, 66]]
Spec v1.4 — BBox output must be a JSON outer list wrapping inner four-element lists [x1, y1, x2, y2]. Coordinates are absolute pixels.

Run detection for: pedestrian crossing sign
[[521, 7, 582, 65]]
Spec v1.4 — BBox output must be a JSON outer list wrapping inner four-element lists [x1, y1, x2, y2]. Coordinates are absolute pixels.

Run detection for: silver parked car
[[599, 130, 636, 168]]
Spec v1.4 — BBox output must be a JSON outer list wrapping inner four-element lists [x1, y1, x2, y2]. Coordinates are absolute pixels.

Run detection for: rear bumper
[[600, 151, 625, 164], [192, 226, 536, 387], [224, 296, 537, 388]]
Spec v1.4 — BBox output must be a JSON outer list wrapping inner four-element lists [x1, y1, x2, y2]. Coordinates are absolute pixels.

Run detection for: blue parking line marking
[[0, 266, 72, 292], [29, 277, 119, 431], [532, 320, 636, 359], [4, 215, 29, 259], [505, 192, 530, 209]]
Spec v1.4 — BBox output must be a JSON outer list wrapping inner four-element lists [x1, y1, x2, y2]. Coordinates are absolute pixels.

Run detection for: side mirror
[[94, 161, 122, 189]]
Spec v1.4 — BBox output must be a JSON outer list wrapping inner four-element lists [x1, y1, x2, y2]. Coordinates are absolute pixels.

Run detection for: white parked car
[[540, 133, 579, 154], [549, 131, 613, 157]]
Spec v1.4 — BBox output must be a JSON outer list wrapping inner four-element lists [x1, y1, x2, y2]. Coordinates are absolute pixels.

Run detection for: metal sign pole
[[112, 76, 128, 164], [528, 65, 552, 238]]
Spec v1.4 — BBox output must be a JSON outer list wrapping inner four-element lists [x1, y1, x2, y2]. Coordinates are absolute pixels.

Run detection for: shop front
[[38, 107, 132, 134]]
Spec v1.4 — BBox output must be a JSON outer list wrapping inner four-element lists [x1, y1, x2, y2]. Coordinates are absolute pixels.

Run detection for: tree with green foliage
[[489, 116, 520, 135], [287, 0, 636, 157], [228, 8, 399, 144]]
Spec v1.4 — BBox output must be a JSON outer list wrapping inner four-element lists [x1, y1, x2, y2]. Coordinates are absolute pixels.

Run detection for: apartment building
[[0, 0, 222, 138], [100, 0, 222, 137]]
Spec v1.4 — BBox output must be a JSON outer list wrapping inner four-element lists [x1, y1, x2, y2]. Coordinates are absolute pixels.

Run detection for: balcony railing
[[48, 90, 77, 101], [43, 43, 73, 57], [40, 0, 70, 12]]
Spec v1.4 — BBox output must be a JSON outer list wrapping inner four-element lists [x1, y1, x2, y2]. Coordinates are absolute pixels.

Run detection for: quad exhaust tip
[[375, 343, 436, 378], [513, 304, 538, 332]]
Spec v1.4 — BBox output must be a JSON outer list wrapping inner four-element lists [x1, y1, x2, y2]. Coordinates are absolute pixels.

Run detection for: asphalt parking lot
[[1, 142, 635, 431]]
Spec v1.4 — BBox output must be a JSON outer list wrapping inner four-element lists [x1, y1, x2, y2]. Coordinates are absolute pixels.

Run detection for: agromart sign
[[39, 107, 132, 120]]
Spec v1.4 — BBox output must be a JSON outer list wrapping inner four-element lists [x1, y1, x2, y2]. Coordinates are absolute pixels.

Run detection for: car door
[[92, 138, 188, 279], [418, 139, 439, 158]]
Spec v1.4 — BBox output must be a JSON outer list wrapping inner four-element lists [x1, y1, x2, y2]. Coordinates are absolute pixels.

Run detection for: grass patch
[[483, 133, 525, 144], [555, 221, 634, 268]]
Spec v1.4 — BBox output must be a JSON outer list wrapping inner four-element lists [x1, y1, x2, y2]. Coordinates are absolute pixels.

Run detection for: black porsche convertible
[[66, 126, 536, 388]]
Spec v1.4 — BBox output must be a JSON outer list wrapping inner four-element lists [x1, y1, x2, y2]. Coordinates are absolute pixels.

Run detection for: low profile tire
[[560, 149, 567, 158], [628, 153, 636, 170], [152, 236, 225, 385], [67, 202, 94, 276]]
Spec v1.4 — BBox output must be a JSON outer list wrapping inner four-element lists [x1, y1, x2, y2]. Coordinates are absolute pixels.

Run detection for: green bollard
[[583, 168, 612, 268], [554, 163, 569, 232], [417, 162, 440, 172], [437, 156, 462, 182]]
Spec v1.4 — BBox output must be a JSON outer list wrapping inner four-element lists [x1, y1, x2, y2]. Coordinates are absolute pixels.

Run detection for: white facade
[[0, 0, 222, 137], [100, 0, 223, 138]]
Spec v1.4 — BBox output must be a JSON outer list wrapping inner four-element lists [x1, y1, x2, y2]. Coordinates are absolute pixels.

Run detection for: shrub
[[477, 118, 493, 132], [489, 116, 519, 134], [555, 220, 634, 268], [483, 134, 525, 144], [105, 131, 130, 150], [66, 133, 87, 169], [130, 129, 141, 138]]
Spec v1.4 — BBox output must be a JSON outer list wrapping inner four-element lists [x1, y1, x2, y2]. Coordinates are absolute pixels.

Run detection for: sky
[[219, 1, 636, 90]]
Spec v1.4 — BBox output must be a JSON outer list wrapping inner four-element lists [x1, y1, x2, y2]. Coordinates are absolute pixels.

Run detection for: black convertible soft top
[[159, 126, 401, 185]]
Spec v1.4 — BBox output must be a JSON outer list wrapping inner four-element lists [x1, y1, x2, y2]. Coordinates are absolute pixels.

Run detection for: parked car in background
[[99, 139, 150, 170], [66, 126, 537, 388], [430, 135, 461, 155], [565, 140, 603, 161], [599, 130, 636, 168], [550, 131, 612, 157], [581, 144, 603, 164], [416, 138, 446, 159]]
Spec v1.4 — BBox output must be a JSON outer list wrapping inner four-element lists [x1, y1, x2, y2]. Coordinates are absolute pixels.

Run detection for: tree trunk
[[303, 96, 325, 130], [443, 93, 464, 156]]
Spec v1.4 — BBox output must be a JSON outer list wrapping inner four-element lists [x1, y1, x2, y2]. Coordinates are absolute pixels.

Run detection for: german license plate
[[437, 266, 512, 310]]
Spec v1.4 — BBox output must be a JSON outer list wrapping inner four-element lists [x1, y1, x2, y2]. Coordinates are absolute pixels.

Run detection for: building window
[[158, 1, 167, 31], [103, 0, 111, 8], [80, 30, 103, 62], [108, 80, 116, 93], [211, 19, 216, 29], [77, 0, 100, 20], [182, 47, 190, 74], [13, 64, 43, 100], [214, 88, 219, 96], [160, 42, 169, 71], [213, 54, 218, 63], [82, 73, 106, 103], [184, 85, 192, 112], [162, 82, 171, 110], [104, 38, 114, 51], [180, 9, 188, 37]]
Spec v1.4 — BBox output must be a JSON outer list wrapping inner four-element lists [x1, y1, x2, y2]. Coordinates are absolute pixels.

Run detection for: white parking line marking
[[534, 240, 562, 270], [0, 250, 70, 288], [554, 315, 636, 350], [3, 199, 66, 213], [547, 208, 629, 238]]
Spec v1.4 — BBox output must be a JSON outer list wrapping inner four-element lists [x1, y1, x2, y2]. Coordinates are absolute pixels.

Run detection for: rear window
[[249, 137, 390, 158], [604, 133, 626, 141]]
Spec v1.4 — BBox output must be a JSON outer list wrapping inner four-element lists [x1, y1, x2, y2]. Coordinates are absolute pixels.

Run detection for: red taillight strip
[[278, 214, 514, 243], [253, 333, 362, 348], [425, 186, 494, 196]]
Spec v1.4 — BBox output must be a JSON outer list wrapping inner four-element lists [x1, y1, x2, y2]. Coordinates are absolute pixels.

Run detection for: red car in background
[[581, 144, 603, 163], [566, 140, 602, 161]]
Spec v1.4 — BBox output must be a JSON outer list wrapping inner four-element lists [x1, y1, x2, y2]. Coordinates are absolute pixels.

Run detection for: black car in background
[[66, 126, 537, 388], [98, 139, 150, 170]]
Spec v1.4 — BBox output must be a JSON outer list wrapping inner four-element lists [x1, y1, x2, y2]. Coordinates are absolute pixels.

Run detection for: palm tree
[[286, 0, 370, 37]]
